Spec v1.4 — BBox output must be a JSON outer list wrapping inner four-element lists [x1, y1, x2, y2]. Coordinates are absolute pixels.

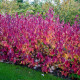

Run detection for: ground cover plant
[[0, 8, 80, 79]]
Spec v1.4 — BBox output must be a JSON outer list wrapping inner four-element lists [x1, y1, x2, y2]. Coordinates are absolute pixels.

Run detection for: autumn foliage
[[0, 8, 80, 77]]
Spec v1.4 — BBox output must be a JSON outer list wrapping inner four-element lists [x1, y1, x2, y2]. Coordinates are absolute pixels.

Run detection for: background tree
[[17, 0, 23, 3], [74, 0, 80, 3]]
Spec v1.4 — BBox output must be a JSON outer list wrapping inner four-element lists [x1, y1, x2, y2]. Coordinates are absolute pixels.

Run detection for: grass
[[0, 62, 66, 80]]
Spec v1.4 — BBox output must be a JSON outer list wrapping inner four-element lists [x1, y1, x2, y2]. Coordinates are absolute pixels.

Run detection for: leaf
[[64, 72, 68, 77], [77, 69, 80, 75]]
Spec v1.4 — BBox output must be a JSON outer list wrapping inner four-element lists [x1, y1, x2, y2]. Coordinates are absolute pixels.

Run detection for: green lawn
[[0, 62, 66, 80]]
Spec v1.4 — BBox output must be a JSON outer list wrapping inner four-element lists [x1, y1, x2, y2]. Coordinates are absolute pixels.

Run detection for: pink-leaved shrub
[[0, 8, 80, 76]]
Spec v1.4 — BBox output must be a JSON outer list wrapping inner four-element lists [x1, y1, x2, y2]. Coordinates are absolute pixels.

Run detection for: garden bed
[[0, 8, 80, 80]]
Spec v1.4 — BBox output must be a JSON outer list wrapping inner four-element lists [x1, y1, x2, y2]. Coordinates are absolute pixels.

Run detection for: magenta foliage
[[0, 8, 80, 76]]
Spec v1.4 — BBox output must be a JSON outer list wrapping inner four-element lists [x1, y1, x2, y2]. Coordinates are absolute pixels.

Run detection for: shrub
[[0, 8, 80, 77]]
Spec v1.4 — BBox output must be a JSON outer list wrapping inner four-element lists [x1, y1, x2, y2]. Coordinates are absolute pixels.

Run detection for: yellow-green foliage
[[54, 0, 80, 24], [0, 0, 19, 15]]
